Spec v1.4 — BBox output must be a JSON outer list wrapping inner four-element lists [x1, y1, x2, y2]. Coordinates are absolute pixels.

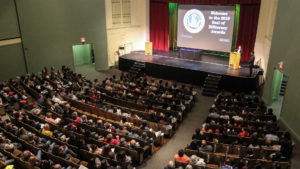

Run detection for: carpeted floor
[[137, 88, 214, 169], [75, 64, 300, 169]]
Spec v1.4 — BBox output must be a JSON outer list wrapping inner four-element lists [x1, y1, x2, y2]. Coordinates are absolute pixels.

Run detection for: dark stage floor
[[121, 50, 259, 78]]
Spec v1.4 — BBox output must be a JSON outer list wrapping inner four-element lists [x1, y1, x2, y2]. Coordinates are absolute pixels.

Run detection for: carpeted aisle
[[138, 88, 214, 169]]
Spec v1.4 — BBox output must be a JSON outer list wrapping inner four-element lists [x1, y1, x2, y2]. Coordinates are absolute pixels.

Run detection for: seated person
[[198, 140, 213, 153], [188, 140, 199, 150], [116, 126, 129, 136], [190, 154, 205, 166], [192, 128, 204, 140], [42, 123, 53, 137], [164, 161, 176, 169], [140, 132, 153, 143], [0, 151, 14, 165], [45, 112, 60, 125], [174, 149, 190, 163], [88, 144, 102, 155], [248, 138, 260, 149], [140, 121, 150, 131], [52, 145, 77, 159], [104, 134, 119, 145], [264, 132, 279, 141], [52, 93, 67, 104], [238, 128, 250, 137], [128, 139, 143, 152], [116, 150, 132, 163], [0, 138, 14, 152], [221, 159, 233, 169], [89, 157, 102, 169], [37, 94, 45, 105]]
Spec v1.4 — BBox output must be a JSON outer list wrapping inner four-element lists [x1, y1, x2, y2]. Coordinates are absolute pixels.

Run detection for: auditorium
[[0, 0, 299, 169]]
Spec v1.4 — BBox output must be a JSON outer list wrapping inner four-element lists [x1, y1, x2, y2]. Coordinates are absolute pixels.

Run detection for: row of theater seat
[[170, 92, 292, 169], [1, 65, 196, 168]]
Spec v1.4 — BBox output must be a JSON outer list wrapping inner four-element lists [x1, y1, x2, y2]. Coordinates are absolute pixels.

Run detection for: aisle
[[139, 88, 214, 169]]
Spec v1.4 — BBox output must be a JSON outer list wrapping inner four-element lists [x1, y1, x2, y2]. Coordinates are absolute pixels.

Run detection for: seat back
[[13, 149, 22, 157], [175, 160, 188, 168]]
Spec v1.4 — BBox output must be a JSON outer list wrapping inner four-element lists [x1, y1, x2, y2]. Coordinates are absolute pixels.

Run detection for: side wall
[[16, 0, 108, 73], [0, 0, 20, 40], [0, 44, 27, 81], [263, 0, 300, 140], [0, 0, 27, 82]]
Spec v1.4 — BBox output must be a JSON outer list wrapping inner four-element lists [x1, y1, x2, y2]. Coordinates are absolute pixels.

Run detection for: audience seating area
[[0, 66, 196, 169], [168, 92, 293, 169]]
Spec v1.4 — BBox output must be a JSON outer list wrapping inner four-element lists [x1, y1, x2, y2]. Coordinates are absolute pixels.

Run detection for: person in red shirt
[[174, 149, 190, 163], [105, 134, 119, 145], [45, 112, 59, 125], [71, 112, 82, 126], [239, 128, 250, 137]]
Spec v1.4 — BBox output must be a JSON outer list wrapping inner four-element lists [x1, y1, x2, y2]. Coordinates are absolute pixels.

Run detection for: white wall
[[254, 0, 278, 77], [105, 0, 150, 66]]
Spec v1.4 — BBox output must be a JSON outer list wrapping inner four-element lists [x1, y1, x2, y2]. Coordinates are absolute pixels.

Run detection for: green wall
[[15, 0, 108, 73], [0, 0, 27, 81], [0, 44, 27, 82], [263, 0, 300, 140], [0, 0, 20, 40]]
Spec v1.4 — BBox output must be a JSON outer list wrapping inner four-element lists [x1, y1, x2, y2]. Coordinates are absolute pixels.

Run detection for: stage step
[[280, 78, 288, 96], [202, 73, 222, 97], [128, 61, 145, 77], [203, 83, 218, 89]]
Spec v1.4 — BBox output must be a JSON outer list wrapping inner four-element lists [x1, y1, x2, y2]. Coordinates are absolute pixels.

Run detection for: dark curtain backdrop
[[150, 0, 261, 61], [150, 2, 169, 51], [236, 4, 260, 61]]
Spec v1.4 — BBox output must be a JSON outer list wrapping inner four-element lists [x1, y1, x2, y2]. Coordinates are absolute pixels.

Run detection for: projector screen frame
[[176, 4, 237, 53]]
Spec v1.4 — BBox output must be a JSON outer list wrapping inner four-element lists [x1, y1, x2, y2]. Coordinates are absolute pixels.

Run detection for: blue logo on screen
[[183, 9, 205, 34]]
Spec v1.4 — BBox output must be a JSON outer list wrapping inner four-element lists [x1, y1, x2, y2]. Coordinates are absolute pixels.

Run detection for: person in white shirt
[[52, 93, 66, 104], [190, 154, 205, 166]]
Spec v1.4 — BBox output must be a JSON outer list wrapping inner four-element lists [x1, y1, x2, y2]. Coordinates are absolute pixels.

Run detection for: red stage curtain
[[150, 2, 169, 51], [236, 4, 260, 61]]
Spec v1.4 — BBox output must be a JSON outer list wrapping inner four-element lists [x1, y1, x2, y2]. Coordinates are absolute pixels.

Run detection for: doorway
[[72, 43, 96, 77], [269, 69, 288, 119], [72, 43, 95, 66]]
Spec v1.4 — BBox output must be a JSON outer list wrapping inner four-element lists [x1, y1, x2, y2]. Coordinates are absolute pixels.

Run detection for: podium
[[229, 52, 241, 69], [145, 42, 153, 56]]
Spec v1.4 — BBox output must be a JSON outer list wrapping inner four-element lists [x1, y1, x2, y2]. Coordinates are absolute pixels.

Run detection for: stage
[[119, 50, 263, 92]]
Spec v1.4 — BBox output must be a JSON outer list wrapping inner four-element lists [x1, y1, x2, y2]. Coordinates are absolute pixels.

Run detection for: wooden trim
[[0, 38, 21, 47]]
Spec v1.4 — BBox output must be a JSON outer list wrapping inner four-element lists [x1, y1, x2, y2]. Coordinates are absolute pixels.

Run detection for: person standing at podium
[[249, 51, 255, 77], [235, 45, 243, 55]]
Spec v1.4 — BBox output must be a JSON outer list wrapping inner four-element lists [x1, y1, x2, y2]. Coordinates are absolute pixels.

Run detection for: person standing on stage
[[249, 51, 255, 77], [235, 45, 243, 54]]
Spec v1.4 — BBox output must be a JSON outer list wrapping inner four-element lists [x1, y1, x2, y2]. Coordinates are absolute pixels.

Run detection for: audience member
[[174, 149, 190, 163]]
